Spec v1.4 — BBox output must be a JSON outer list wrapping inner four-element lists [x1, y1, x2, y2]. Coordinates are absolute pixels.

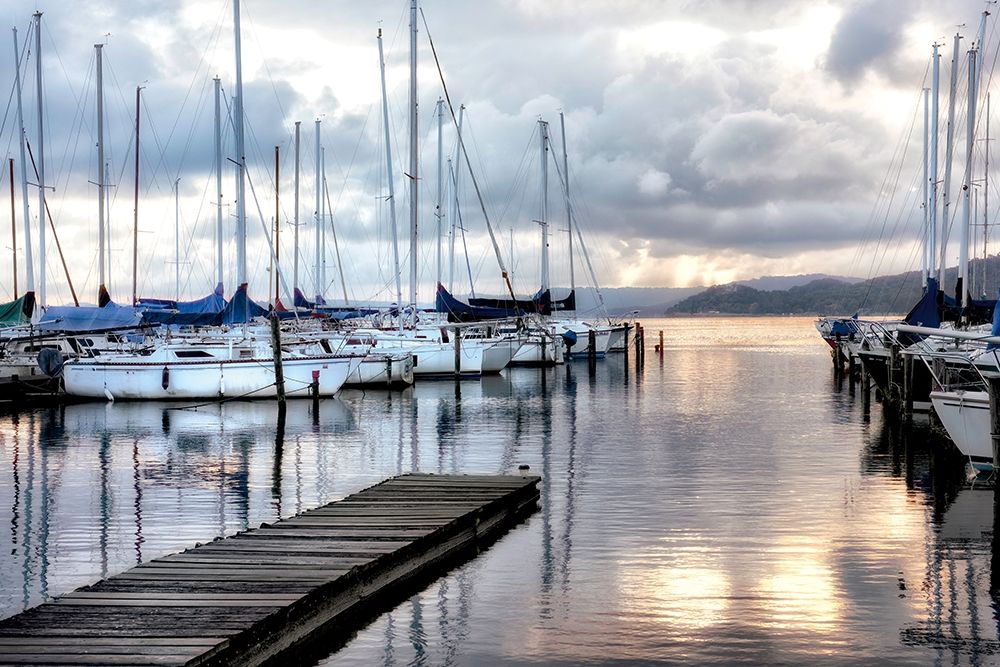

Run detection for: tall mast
[[922, 88, 929, 287], [938, 32, 962, 285], [314, 119, 321, 300], [132, 86, 140, 306], [559, 111, 575, 305], [12, 27, 33, 294], [274, 145, 280, 304], [174, 178, 180, 300], [448, 105, 464, 291], [321, 146, 326, 297], [293, 121, 300, 292], [986, 92, 991, 295], [323, 168, 349, 306], [959, 48, 977, 309], [213, 77, 223, 289], [33, 12, 45, 306], [408, 0, 418, 317], [377, 27, 402, 327], [233, 0, 247, 286], [95, 43, 106, 296], [9, 159, 16, 299], [105, 161, 111, 291], [538, 119, 550, 293], [435, 98, 443, 288], [930, 44, 941, 289]]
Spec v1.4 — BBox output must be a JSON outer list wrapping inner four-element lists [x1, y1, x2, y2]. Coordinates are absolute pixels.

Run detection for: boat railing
[[910, 348, 992, 393]]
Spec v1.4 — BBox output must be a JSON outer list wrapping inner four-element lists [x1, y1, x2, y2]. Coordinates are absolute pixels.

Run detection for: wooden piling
[[988, 375, 1000, 474], [588, 329, 597, 373], [658, 330, 664, 356], [861, 363, 871, 415], [0, 473, 540, 666], [902, 354, 913, 421], [453, 327, 462, 378], [848, 352, 856, 395], [270, 315, 286, 406]]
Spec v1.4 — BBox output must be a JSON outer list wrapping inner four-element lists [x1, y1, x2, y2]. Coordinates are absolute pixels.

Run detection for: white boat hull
[[346, 353, 414, 386], [64, 355, 361, 401], [930, 390, 993, 471]]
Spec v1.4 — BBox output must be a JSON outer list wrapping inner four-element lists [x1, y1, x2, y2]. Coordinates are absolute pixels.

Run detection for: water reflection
[[5, 318, 1000, 666]]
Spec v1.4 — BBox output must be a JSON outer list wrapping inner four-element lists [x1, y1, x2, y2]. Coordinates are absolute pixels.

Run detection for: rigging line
[[240, 1, 289, 124], [420, 7, 519, 307], [848, 59, 930, 276], [856, 76, 924, 310]]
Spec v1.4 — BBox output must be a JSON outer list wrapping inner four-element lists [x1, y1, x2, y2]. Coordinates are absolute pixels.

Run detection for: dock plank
[[0, 473, 539, 666]]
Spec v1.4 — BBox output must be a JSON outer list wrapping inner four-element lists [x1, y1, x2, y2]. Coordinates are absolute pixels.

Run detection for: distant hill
[[665, 258, 1000, 316], [735, 273, 863, 291]]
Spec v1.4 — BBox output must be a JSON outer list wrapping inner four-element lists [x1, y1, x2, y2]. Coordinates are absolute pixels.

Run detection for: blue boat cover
[[38, 303, 144, 332], [440, 283, 551, 322], [221, 283, 268, 325], [989, 288, 1000, 350], [141, 284, 228, 326], [904, 277, 941, 328]]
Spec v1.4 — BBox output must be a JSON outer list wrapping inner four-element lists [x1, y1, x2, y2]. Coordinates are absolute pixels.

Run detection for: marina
[[1, 317, 999, 665]]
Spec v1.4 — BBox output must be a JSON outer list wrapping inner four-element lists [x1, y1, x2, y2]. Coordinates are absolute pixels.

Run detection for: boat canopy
[[38, 303, 143, 332], [141, 283, 227, 326], [220, 283, 268, 325], [438, 283, 550, 322], [0, 292, 35, 327]]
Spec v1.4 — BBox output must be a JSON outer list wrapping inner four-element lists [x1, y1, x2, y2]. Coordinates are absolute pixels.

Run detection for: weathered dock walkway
[[0, 473, 540, 666]]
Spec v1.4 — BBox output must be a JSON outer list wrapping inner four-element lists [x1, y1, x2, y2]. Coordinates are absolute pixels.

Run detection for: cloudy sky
[[0, 0, 992, 306]]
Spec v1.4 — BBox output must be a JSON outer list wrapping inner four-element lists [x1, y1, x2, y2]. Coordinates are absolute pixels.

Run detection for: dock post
[[887, 342, 900, 407], [833, 333, 843, 376], [902, 354, 914, 421], [311, 369, 320, 413], [634, 322, 642, 359], [658, 330, 664, 357], [861, 362, 871, 415], [454, 327, 462, 378], [588, 329, 597, 375], [848, 352, 856, 395], [270, 314, 286, 406], [988, 375, 1000, 475]]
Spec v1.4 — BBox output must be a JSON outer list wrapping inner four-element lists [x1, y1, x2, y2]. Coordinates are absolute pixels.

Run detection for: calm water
[[0, 317, 997, 665]]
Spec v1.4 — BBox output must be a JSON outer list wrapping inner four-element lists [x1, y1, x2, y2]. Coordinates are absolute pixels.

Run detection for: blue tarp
[[989, 288, 1000, 350], [221, 283, 268, 325], [38, 303, 144, 332], [141, 284, 227, 326], [440, 283, 550, 322], [904, 277, 941, 328]]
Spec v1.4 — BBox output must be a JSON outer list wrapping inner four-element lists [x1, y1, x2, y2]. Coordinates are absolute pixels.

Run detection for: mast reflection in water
[[1, 318, 1000, 665]]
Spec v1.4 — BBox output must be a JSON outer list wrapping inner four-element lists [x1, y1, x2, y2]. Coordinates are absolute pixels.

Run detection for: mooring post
[[270, 314, 286, 406], [453, 327, 462, 379], [861, 362, 871, 415], [310, 369, 320, 410], [888, 342, 900, 407], [848, 352, 856, 396], [588, 329, 597, 375], [988, 375, 1000, 476], [658, 330, 664, 357], [833, 333, 842, 376], [902, 354, 914, 421]]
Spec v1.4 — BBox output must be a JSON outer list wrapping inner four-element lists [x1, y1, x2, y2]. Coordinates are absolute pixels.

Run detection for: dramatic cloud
[[0, 0, 992, 306]]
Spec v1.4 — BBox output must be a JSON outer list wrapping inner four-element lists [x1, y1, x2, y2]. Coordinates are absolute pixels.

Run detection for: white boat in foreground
[[929, 389, 993, 472], [63, 338, 363, 401]]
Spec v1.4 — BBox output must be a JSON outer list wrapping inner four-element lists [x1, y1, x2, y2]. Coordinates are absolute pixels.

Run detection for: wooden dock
[[0, 473, 540, 666]]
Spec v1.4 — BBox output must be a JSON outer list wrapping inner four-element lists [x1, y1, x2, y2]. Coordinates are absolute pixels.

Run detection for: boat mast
[[96, 43, 106, 298], [274, 145, 280, 304], [9, 159, 15, 299], [105, 161, 111, 291], [448, 105, 464, 292], [929, 44, 941, 290], [233, 0, 247, 287], [538, 119, 550, 294], [408, 0, 418, 321], [132, 86, 140, 306], [33, 12, 45, 307], [321, 146, 326, 298], [985, 92, 991, 295], [293, 121, 300, 293], [12, 27, 32, 295], [559, 111, 575, 308], [377, 27, 403, 330], [921, 88, 929, 287], [435, 98, 443, 289], [174, 178, 180, 300], [214, 77, 223, 289], [958, 47, 977, 309], [938, 32, 962, 286], [314, 119, 321, 300]]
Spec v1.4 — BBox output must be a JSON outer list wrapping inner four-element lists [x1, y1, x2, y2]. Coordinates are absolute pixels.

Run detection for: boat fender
[[37, 348, 65, 377], [161, 366, 170, 390]]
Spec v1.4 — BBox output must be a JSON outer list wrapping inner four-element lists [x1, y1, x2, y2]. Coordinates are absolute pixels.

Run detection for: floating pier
[[0, 473, 540, 666]]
